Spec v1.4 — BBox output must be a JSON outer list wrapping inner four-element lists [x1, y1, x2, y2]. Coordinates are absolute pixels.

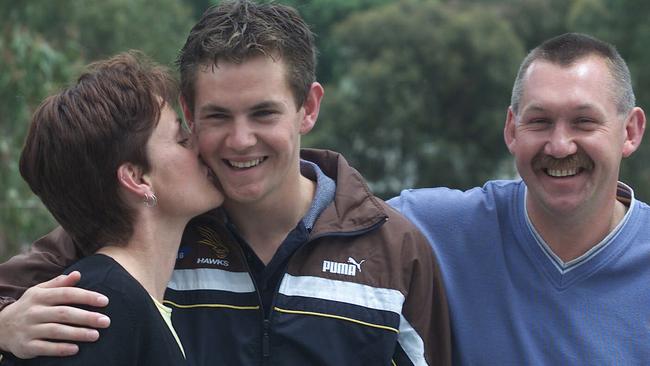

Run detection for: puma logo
[[322, 257, 366, 277], [347, 257, 366, 272]]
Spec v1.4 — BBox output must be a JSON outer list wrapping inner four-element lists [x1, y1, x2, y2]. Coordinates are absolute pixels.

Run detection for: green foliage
[[280, 0, 394, 83], [0, 0, 195, 260], [307, 0, 524, 197], [0, 26, 72, 260]]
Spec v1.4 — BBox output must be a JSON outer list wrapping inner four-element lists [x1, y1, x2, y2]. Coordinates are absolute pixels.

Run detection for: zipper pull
[[263, 319, 271, 358]]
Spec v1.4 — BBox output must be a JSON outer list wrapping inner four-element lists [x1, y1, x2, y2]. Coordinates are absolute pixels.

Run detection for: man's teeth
[[229, 158, 264, 168], [547, 168, 578, 177]]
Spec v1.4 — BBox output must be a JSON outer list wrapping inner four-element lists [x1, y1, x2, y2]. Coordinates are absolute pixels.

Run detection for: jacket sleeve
[[395, 228, 451, 366], [0, 226, 80, 311]]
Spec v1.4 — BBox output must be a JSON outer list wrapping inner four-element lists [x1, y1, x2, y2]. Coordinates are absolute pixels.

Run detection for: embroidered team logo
[[197, 226, 229, 259], [322, 257, 366, 276], [196, 226, 230, 267]]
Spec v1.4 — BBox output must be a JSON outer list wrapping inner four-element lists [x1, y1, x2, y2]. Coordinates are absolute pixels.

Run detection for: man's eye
[[576, 117, 595, 124], [206, 114, 226, 120], [254, 110, 276, 118], [178, 138, 191, 147], [530, 118, 549, 124]]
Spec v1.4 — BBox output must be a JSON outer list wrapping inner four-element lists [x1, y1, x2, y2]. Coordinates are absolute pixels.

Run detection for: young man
[[389, 33, 649, 364], [0, 1, 450, 365]]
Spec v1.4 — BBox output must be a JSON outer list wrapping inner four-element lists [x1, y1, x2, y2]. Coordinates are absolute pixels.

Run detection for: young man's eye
[[178, 138, 191, 147], [208, 113, 226, 119], [253, 110, 276, 118]]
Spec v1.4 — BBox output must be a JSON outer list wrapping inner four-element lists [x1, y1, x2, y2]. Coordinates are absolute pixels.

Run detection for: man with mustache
[[389, 32, 649, 364]]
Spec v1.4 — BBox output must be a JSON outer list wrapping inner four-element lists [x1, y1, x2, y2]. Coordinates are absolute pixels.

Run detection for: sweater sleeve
[[0, 226, 80, 310], [394, 228, 451, 366]]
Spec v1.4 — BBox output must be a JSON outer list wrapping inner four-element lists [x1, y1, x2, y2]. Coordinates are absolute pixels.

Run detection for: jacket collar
[[300, 149, 388, 237]]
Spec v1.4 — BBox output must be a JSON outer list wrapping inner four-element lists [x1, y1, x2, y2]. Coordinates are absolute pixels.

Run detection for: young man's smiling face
[[505, 56, 643, 220], [185, 55, 322, 208]]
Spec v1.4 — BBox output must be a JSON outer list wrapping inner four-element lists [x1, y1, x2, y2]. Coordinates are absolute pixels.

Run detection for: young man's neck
[[528, 197, 627, 262], [224, 174, 316, 264]]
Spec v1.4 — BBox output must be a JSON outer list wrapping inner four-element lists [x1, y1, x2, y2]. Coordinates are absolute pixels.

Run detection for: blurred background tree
[[0, 0, 194, 260], [2, 0, 649, 261]]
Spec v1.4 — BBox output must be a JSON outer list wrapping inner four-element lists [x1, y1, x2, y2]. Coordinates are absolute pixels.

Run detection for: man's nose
[[544, 123, 577, 158], [226, 121, 257, 150]]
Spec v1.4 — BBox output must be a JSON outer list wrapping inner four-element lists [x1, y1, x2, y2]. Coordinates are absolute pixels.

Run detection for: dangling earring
[[144, 192, 157, 208]]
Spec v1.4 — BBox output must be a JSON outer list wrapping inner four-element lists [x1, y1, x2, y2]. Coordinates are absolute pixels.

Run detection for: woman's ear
[[117, 163, 152, 199]]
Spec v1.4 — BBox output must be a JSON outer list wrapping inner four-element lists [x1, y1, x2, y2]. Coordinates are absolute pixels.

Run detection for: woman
[[4, 51, 223, 365]]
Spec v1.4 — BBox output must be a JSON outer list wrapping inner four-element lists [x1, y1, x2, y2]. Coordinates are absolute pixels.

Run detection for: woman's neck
[[97, 217, 186, 301]]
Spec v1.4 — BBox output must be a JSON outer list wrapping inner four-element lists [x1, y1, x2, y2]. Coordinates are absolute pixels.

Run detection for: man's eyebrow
[[197, 103, 229, 115], [575, 104, 599, 112], [522, 104, 599, 114], [521, 105, 546, 114], [251, 101, 283, 110]]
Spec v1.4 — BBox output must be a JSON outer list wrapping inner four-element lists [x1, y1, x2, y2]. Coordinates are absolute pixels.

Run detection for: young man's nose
[[226, 122, 257, 150]]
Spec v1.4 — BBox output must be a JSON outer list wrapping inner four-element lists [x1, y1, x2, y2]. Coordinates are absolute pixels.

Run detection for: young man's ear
[[622, 106, 646, 158], [299, 82, 324, 135], [180, 95, 194, 131], [504, 106, 518, 155], [117, 163, 152, 199]]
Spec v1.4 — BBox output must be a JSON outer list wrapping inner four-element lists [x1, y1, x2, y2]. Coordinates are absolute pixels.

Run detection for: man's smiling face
[[188, 55, 313, 207], [505, 56, 632, 219]]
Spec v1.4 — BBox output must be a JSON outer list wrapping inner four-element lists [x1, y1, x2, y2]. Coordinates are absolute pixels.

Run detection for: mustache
[[532, 153, 594, 171]]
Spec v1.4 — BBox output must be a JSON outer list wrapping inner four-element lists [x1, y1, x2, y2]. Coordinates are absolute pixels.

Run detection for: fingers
[[31, 305, 110, 329], [25, 284, 109, 309], [0, 277, 112, 359], [31, 322, 101, 343], [37, 271, 82, 289], [18, 340, 80, 359]]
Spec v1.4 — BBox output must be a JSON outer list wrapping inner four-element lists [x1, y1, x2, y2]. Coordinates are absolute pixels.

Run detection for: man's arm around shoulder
[[0, 227, 109, 359]]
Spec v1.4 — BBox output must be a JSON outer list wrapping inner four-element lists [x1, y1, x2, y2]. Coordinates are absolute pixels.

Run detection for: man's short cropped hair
[[177, 0, 317, 111], [19, 51, 177, 253], [511, 32, 634, 116]]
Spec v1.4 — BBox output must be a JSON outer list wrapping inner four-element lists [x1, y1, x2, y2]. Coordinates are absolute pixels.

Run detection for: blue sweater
[[389, 180, 650, 365]]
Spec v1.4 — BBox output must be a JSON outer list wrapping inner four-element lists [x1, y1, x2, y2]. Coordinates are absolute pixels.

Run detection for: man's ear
[[180, 95, 194, 131], [504, 106, 517, 155], [622, 107, 646, 158], [117, 163, 152, 199], [299, 82, 324, 135]]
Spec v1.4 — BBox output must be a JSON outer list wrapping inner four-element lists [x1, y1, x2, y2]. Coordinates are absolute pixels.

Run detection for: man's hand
[[0, 271, 110, 359]]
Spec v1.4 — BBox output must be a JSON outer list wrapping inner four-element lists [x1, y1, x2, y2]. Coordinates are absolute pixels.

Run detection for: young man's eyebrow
[[198, 103, 229, 115], [251, 101, 283, 110]]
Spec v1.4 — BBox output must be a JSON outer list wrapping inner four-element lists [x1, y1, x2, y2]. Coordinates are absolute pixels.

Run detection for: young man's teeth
[[229, 158, 263, 168], [547, 168, 578, 177]]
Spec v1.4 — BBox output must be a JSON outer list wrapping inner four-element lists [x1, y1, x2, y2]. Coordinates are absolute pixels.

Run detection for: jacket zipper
[[229, 215, 388, 365], [226, 222, 270, 366]]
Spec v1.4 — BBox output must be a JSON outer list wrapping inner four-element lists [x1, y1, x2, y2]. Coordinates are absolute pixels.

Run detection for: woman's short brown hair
[[19, 51, 177, 254]]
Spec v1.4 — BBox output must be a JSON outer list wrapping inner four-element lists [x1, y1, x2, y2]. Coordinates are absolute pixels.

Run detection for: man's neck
[[225, 175, 317, 264], [528, 197, 627, 262]]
